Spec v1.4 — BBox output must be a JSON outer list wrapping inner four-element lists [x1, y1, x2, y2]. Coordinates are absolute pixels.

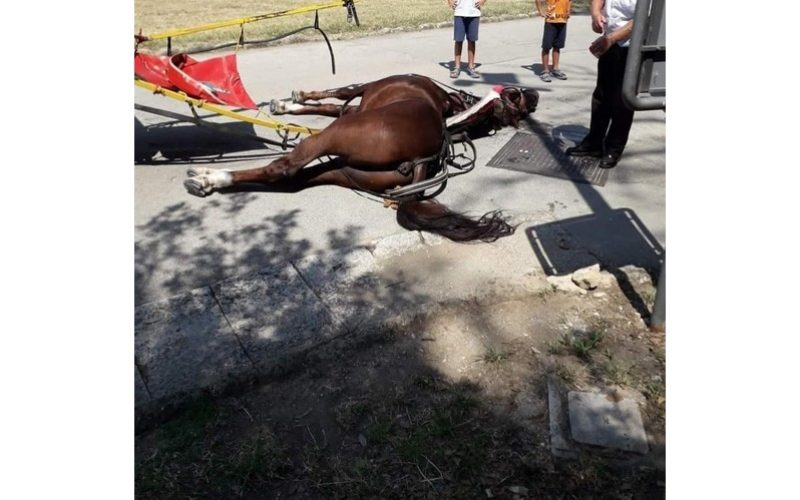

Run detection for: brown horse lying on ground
[[184, 74, 539, 242]]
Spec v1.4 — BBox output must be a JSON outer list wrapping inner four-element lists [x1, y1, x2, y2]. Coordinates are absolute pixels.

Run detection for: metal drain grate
[[487, 132, 609, 186]]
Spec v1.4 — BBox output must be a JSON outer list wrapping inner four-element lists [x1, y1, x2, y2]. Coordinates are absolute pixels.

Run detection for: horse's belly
[[333, 102, 443, 168]]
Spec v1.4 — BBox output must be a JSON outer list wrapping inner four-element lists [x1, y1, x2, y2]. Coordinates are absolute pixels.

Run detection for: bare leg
[[467, 41, 476, 68], [552, 48, 560, 71], [541, 49, 550, 72], [454, 41, 463, 70]]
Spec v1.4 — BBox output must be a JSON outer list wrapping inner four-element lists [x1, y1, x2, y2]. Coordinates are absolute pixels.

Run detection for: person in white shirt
[[448, 0, 486, 79], [566, 0, 636, 168]]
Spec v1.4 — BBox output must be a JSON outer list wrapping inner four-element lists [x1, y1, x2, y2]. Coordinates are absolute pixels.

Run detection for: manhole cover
[[487, 132, 609, 186]]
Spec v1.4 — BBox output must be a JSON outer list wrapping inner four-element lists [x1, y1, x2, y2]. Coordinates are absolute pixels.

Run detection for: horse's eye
[[505, 88, 521, 101]]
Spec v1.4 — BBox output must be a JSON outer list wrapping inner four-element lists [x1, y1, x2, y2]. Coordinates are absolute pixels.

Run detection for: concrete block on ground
[[211, 264, 338, 371], [547, 377, 577, 458], [134, 287, 254, 403], [568, 390, 649, 454]]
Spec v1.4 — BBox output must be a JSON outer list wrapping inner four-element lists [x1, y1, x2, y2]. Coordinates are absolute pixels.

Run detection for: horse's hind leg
[[273, 165, 412, 193], [185, 132, 334, 196], [185, 160, 412, 196]]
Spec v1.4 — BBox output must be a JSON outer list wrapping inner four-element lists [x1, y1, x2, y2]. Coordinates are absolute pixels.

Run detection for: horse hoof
[[187, 167, 211, 178], [291, 90, 304, 103], [269, 99, 285, 114], [184, 177, 211, 197]]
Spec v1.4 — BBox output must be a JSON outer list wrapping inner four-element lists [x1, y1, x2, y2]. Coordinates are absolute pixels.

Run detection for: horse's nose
[[525, 89, 540, 112]]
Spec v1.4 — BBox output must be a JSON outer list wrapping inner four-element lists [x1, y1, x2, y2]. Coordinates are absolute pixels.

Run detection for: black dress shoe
[[566, 143, 603, 157], [599, 153, 620, 169]]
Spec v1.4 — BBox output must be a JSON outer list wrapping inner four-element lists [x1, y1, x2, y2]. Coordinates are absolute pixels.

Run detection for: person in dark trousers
[[566, 0, 636, 168]]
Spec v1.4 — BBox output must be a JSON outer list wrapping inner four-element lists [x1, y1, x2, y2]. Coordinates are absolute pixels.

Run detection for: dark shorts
[[454, 16, 480, 42], [542, 22, 567, 50]]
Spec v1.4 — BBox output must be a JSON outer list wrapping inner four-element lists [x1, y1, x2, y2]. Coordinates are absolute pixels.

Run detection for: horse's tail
[[396, 199, 515, 243]]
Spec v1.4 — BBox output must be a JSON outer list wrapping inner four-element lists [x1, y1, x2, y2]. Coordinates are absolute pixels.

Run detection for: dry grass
[[134, 0, 589, 53]]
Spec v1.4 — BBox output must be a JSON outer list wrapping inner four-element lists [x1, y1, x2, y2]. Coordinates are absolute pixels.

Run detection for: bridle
[[495, 86, 529, 127]]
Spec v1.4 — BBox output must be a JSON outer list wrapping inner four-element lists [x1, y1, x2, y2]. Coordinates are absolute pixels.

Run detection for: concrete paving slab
[[211, 264, 338, 370], [134, 287, 254, 403], [568, 390, 649, 454], [547, 377, 578, 459]]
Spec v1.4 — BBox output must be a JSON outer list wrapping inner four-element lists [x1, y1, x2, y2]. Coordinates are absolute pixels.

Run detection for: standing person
[[539, 0, 572, 82], [566, 0, 636, 168], [448, 0, 486, 79]]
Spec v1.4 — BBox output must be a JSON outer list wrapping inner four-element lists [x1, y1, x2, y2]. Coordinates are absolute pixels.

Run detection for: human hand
[[475, 0, 485, 8], [589, 35, 612, 57], [591, 12, 606, 33], [449, 0, 456, 8]]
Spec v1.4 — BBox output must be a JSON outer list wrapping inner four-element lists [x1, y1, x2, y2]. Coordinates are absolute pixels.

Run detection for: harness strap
[[397, 126, 453, 176]]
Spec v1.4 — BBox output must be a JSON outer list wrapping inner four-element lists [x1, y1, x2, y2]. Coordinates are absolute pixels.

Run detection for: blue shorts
[[454, 16, 480, 42], [542, 22, 567, 50]]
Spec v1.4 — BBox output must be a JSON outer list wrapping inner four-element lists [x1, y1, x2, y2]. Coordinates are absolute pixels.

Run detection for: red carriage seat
[[134, 52, 257, 110]]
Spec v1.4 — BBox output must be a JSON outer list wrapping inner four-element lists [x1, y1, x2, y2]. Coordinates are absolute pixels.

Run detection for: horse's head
[[493, 86, 540, 128], [444, 85, 540, 137]]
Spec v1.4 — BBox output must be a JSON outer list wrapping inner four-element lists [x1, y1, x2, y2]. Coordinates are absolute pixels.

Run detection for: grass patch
[[395, 392, 487, 479], [366, 417, 393, 444], [599, 359, 632, 387], [335, 399, 370, 429], [157, 395, 221, 452], [552, 325, 607, 360], [651, 346, 666, 366], [135, 0, 591, 54], [644, 380, 665, 405], [481, 346, 511, 364], [136, 396, 294, 498], [537, 283, 558, 299]]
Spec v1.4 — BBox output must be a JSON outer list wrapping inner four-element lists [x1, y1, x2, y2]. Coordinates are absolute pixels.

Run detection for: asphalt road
[[134, 16, 666, 305]]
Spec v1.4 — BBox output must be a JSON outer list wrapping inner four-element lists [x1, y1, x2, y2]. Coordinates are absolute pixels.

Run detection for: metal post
[[622, 0, 666, 111]]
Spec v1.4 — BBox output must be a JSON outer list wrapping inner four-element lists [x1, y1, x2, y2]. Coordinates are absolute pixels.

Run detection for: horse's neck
[[445, 89, 501, 130]]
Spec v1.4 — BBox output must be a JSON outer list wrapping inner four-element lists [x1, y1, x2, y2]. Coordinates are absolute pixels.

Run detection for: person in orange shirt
[[540, 0, 571, 82]]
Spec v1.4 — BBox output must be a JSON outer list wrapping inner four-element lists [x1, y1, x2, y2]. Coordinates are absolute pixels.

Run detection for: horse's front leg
[[270, 83, 365, 117], [184, 133, 330, 196], [269, 100, 357, 117], [292, 83, 364, 103]]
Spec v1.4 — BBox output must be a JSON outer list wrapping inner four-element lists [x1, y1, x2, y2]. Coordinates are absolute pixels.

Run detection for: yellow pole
[[135, 79, 319, 135]]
